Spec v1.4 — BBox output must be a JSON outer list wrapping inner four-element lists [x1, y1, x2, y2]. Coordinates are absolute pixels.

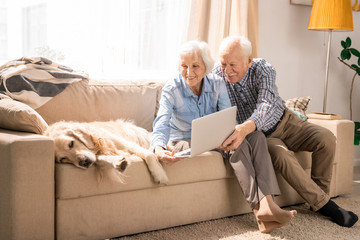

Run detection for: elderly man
[[213, 35, 358, 228]]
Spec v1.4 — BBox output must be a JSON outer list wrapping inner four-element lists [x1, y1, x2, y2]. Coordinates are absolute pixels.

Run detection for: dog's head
[[48, 127, 98, 169]]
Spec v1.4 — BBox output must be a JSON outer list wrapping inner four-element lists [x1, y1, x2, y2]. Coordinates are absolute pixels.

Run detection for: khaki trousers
[[267, 108, 336, 211]]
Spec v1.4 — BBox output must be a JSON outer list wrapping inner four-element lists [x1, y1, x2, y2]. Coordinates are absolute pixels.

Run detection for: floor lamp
[[308, 0, 353, 113]]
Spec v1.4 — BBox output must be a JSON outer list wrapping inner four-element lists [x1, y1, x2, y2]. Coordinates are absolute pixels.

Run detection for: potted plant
[[338, 37, 360, 145]]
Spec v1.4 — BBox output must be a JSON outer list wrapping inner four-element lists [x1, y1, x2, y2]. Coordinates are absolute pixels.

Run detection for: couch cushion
[[55, 151, 234, 200], [36, 80, 164, 131], [0, 98, 48, 134], [55, 150, 312, 200]]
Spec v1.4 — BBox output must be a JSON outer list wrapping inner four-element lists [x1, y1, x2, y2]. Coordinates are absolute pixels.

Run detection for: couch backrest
[[35, 80, 165, 131]]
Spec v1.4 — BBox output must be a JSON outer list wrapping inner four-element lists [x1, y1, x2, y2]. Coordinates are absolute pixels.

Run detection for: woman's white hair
[[219, 36, 252, 57], [177, 40, 214, 75]]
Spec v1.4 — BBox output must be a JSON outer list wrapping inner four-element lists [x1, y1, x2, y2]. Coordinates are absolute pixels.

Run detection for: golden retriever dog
[[44, 119, 168, 184]]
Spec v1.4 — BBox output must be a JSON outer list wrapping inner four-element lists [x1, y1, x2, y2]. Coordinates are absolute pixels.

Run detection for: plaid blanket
[[0, 57, 88, 109]]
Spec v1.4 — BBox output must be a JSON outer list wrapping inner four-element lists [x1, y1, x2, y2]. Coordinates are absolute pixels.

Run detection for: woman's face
[[180, 51, 206, 91]]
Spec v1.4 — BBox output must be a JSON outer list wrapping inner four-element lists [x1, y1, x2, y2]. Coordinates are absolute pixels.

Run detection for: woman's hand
[[154, 146, 184, 166]]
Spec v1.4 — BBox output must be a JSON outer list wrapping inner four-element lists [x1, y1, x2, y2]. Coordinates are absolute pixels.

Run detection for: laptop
[[174, 106, 237, 158]]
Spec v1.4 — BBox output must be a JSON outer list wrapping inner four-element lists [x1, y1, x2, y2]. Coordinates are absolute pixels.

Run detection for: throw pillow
[[285, 96, 312, 120], [0, 98, 48, 134]]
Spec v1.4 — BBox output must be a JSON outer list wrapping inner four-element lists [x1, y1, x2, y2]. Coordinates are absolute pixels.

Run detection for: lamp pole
[[323, 29, 332, 113]]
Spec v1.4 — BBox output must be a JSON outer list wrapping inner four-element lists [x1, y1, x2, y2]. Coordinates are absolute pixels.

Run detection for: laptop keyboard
[[174, 148, 191, 157]]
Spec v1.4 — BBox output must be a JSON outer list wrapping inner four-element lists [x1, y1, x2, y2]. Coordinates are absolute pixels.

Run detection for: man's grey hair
[[178, 40, 214, 75], [219, 36, 252, 57]]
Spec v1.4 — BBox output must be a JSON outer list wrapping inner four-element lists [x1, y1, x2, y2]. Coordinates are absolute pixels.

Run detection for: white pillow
[[0, 98, 48, 134]]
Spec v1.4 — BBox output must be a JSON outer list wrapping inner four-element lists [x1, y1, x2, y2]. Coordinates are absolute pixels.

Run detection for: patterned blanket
[[0, 57, 88, 109]]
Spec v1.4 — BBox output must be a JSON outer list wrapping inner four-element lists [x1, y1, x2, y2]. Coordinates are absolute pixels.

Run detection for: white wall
[[258, 0, 360, 164]]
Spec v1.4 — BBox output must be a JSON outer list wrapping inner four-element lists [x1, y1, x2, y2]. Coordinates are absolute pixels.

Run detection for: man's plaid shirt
[[212, 58, 286, 132]]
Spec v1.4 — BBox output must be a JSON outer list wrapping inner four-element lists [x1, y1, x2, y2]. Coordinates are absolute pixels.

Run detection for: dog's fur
[[44, 119, 168, 184]]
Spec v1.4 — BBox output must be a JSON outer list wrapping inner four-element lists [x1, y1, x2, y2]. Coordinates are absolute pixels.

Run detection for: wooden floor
[[342, 166, 360, 201]]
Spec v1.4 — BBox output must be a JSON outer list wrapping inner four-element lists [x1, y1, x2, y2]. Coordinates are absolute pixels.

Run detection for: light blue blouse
[[151, 72, 232, 149]]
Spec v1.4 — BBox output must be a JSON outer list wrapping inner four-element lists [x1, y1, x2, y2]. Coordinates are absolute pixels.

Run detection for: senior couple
[[150, 36, 358, 233]]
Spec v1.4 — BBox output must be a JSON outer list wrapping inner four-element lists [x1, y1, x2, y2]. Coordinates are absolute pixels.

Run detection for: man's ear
[[247, 55, 253, 68]]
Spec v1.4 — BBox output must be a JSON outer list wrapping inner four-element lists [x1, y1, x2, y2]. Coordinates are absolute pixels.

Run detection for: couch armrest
[[307, 119, 355, 196], [0, 129, 55, 240]]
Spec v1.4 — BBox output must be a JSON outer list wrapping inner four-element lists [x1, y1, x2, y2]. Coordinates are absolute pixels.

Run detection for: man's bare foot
[[256, 218, 288, 233], [254, 208, 295, 233], [256, 195, 297, 224]]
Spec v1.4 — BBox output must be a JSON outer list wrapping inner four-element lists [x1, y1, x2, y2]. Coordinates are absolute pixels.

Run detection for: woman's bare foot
[[256, 195, 297, 224]]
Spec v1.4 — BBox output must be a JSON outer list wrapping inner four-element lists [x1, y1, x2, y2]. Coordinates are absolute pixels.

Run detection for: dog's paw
[[115, 160, 128, 172], [145, 154, 169, 184], [152, 168, 169, 185], [97, 155, 128, 172]]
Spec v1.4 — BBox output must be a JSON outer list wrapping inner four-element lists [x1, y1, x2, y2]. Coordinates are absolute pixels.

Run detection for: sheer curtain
[[45, 0, 192, 81], [1, 0, 257, 81], [183, 0, 258, 60], [2, 0, 191, 81]]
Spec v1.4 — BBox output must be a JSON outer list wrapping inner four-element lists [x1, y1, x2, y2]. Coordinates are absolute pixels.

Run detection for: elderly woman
[[151, 40, 231, 162], [151, 40, 296, 233]]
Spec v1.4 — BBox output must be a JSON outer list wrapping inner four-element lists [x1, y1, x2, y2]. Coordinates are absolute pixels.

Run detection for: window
[[1, 0, 191, 81], [22, 3, 47, 56], [0, 1, 7, 59]]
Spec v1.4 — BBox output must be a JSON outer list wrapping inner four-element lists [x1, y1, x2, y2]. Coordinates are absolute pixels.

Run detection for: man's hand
[[220, 128, 246, 151], [219, 120, 256, 151]]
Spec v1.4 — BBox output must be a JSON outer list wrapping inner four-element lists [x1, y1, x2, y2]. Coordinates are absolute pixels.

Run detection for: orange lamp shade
[[308, 0, 354, 31]]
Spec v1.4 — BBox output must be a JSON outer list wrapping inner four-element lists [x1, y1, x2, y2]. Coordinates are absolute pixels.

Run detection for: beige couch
[[0, 79, 355, 240]]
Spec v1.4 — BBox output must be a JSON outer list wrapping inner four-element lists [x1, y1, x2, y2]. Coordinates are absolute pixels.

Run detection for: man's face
[[220, 45, 252, 84]]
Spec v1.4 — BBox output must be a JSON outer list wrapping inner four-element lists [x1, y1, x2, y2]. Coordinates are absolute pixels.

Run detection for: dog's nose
[[79, 158, 93, 168]]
